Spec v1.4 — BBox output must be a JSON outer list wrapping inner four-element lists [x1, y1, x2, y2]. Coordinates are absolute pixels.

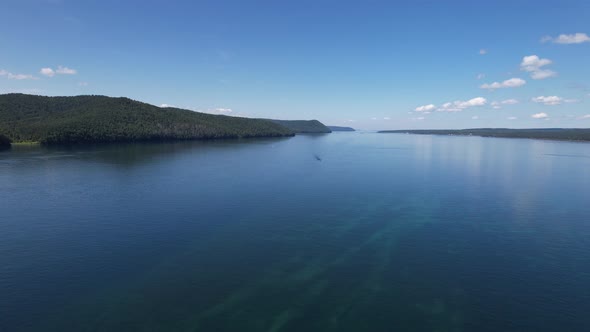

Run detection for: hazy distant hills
[[268, 119, 332, 133], [379, 128, 590, 141], [327, 126, 355, 132], [0, 94, 298, 145]]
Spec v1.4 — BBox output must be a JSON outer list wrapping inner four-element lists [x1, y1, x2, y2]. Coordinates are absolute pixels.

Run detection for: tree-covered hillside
[[268, 119, 331, 133], [0, 94, 294, 144]]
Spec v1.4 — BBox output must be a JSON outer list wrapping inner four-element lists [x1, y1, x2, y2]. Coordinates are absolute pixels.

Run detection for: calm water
[[1, 133, 590, 332]]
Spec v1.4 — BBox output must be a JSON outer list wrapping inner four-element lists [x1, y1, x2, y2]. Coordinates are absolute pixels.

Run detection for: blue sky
[[1, 0, 589, 129]]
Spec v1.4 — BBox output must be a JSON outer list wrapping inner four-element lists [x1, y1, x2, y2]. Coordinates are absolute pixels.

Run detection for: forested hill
[[268, 119, 331, 133], [0, 94, 295, 145]]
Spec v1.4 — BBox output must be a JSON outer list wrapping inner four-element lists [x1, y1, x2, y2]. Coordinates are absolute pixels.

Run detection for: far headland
[[327, 126, 355, 132]]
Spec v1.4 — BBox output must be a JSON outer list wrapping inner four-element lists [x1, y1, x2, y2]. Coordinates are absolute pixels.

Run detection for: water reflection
[[2, 133, 590, 331], [1, 137, 293, 169]]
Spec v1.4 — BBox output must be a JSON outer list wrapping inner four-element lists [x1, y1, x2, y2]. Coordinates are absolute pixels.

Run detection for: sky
[[1, 0, 589, 130]]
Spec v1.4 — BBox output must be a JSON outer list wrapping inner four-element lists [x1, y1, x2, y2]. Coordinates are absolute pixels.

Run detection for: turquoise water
[[1, 133, 590, 331]]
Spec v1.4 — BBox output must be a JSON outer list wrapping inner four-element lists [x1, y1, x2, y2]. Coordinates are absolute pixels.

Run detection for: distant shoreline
[[378, 128, 590, 142]]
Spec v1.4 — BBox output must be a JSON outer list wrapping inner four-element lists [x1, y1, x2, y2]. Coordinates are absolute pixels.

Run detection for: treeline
[[0, 94, 295, 145], [268, 119, 331, 133], [379, 128, 590, 141]]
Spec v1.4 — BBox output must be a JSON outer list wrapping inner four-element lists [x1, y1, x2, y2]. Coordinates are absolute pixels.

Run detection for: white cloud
[[540, 36, 553, 43], [531, 96, 563, 105], [501, 99, 519, 105], [479, 49, 487, 55], [383, 117, 391, 120], [480, 78, 526, 90], [40, 68, 55, 77], [476, 73, 485, 80], [56, 66, 77, 75], [520, 55, 556, 80], [521, 55, 551, 71], [491, 99, 519, 110], [7, 73, 37, 80], [532, 112, 548, 119], [581, 114, 590, 119], [437, 97, 487, 112], [40, 66, 77, 77], [78, 82, 88, 86], [1, 69, 37, 80], [438, 102, 461, 112], [413, 116, 425, 120], [160, 103, 175, 108], [472, 116, 479, 120], [530, 69, 557, 80], [542, 33, 590, 44], [564, 99, 580, 103], [459, 97, 487, 107], [415, 104, 436, 112], [370, 117, 377, 120], [507, 116, 517, 120]]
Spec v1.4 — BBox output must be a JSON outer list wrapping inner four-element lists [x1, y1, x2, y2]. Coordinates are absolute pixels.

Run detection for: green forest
[[268, 119, 331, 133], [0, 94, 296, 145]]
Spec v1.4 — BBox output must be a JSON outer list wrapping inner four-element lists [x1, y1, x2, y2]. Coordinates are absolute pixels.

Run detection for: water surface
[[1, 133, 590, 331]]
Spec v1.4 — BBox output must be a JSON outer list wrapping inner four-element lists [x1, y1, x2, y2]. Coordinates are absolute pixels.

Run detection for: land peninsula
[[0, 94, 330, 145], [327, 126, 355, 132]]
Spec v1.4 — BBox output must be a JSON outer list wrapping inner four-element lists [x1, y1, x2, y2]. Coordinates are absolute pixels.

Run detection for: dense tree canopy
[[0, 94, 295, 145], [268, 120, 331, 133]]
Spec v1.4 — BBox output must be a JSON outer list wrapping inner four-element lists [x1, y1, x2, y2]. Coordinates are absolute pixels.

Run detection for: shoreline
[[378, 129, 590, 143]]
